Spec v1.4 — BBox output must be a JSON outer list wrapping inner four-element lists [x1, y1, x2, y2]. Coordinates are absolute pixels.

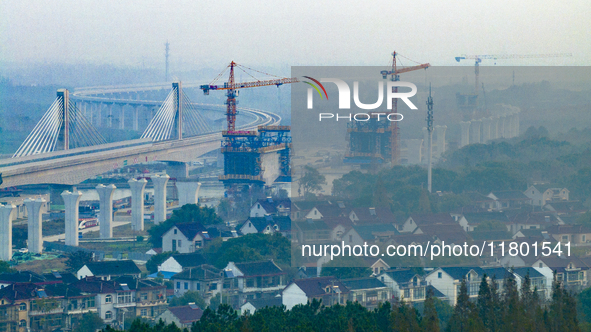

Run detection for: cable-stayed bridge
[[0, 82, 280, 187]]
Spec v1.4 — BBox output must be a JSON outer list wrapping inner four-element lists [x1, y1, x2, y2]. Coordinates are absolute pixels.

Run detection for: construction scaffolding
[[219, 125, 291, 187]]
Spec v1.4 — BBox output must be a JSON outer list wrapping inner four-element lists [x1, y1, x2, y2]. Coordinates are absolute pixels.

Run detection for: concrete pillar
[[460, 121, 471, 147], [152, 175, 170, 224], [481, 117, 492, 142], [403, 139, 423, 165], [133, 105, 139, 131], [499, 115, 507, 138], [166, 162, 189, 179], [0, 204, 16, 261], [108, 104, 113, 128], [435, 125, 447, 157], [96, 184, 116, 238], [176, 181, 202, 207], [61, 190, 82, 247], [470, 120, 481, 144], [491, 116, 499, 139], [97, 103, 102, 127], [24, 198, 45, 254], [119, 104, 125, 130], [129, 178, 147, 231], [513, 112, 520, 137]]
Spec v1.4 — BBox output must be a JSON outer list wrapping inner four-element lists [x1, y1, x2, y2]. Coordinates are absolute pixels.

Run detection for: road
[[42, 219, 131, 242]]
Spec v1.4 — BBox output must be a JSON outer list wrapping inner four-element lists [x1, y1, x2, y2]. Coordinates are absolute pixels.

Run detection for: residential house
[[543, 201, 587, 216], [532, 256, 589, 292], [341, 277, 390, 309], [487, 191, 532, 211], [171, 265, 222, 299], [342, 224, 399, 247], [506, 212, 561, 234], [282, 277, 350, 310], [461, 192, 497, 211], [77, 260, 141, 280], [425, 267, 484, 306], [348, 207, 395, 225], [72, 277, 134, 325], [460, 212, 510, 232], [158, 253, 208, 275], [322, 216, 354, 242], [545, 225, 591, 245], [162, 223, 208, 253], [512, 267, 548, 299], [400, 213, 458, 233], [250, 198, 291, 217], [378, 269, 428, 303], [413, 223, 471, 245], [294, 219, 330, 244], [239, 215, 291, 237], [363, 258, 390, 276], [157, 304, 203, 328], [114, 276, 167, 320], [524, 185, 569, 207], [224, 260, 287, 305], [304, 203, 348, 221], [240, 297, 283, 315], [0, 283, 59, 332]]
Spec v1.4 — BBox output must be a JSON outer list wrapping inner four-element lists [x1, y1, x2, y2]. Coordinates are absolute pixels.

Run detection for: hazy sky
[[1, 0, 589, 69]]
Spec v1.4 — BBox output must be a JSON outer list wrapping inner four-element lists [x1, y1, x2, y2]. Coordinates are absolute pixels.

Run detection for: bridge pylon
[[13, 89, 107, 158]]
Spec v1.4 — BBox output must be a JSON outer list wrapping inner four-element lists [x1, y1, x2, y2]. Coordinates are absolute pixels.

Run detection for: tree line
[[100, 273, 582, 332]]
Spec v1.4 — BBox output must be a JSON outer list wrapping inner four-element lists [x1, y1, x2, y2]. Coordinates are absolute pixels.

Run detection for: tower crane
[[379, 51, 430, 165], [455, 53, 572, 95], [200, 61, 299, 132]]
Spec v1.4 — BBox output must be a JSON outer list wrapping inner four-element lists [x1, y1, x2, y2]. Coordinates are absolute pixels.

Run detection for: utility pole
[[165, 41, 170, 82], [426, 84, 433, 193]]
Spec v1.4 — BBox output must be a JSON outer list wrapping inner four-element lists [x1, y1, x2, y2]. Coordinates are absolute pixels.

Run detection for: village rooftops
[[170, 223, 207, 241], [167, 304, 204, 324], [284, 277, 350, 298], [231, 260, 285, 277], [171, 265, 222, 281]]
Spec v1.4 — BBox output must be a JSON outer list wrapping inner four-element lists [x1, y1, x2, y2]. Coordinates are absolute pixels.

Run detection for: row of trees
[[100, 273, 581, 332]]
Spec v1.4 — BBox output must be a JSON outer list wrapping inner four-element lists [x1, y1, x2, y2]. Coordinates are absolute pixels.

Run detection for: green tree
[[169, 291, 206, 309], [74, 312, 104, 332], [446, 278, 482, 332], [148, 204, 222, 248], [203, 233, 290, 269], [66, 251, 94, 272], [298, 166, 326, 196], [422, 287, 440, 332]]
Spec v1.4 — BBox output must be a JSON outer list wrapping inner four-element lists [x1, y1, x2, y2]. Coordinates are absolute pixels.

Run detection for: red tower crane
[[200, 61, 299, 132], [379, 51, 430, 165]]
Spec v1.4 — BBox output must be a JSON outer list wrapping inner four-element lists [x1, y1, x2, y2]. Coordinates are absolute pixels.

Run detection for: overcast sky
[[1, 0, 589, 69]]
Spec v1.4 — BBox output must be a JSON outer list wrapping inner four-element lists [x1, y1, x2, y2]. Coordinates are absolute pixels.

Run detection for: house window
[[184, 282, 189, 290], [438, 272, 442, 279], [404, 289, 411, 299], [249, 222, 252, 228], [87, 297, 95, 308], [414, 287, 425, 299], [274, 225, 279, 231], [257, 204, 261, 209], [374, 267, 379, 275], [140, 293, 148, 301], [176, 282, 181, 289], [314, 210, 317, 215], [197, 283, 200, 291], [562, 235, 569, 242], [381, 277, 384, 282], [583, 235, 587, 242], [174, 229, 177, 234], [178, 240, 182, 248], [141, 309, 148, 317], [246, 278, 255, 288], [105, 295, 112, 303], [196, 241, 203, 248], [19, 303, 26, 311], [105, 311, 112, 320], [349, 235, 353, 243], [539, 263, 543, 268], [19, 320, 26, 327]]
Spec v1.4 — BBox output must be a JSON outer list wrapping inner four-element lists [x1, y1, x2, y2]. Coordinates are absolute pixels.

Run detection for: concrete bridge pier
[[176, 181, 201, 207], [491, 117, 499, 139], [152, 175, 170, 224], [107, 103, 113, 128], [470, 119, 482, 144], [166, 162, 189, 179], [62, 190, 82, 246], [129, 178, 147, 231], [499, 115, 507, 138], [25, 198, 46, 254], [481, 117, 491, 142], [96, 184, 116, 238], [460, 121, 471, 147], [435, 125, 446, 157], [0, 204, 16, 261], [133, 105, 139, 131], [119, 104, 125, 130]]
